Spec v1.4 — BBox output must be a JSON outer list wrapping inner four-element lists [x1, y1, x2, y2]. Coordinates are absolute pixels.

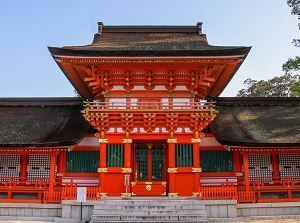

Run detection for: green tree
[[282, 0, 300, 96], [287, 0, 300, 46], [237, 1, 300, 97], [237, 74, 300, 97], [291, 81, 300, 96]]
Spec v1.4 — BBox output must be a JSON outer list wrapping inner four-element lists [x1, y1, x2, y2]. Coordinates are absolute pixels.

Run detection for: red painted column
[[271, 154, 280, 183], [193, 142, 201, 194], [20, 154, 28, 185], [168, 141, 176, 196], [99, 142, 107, 194], [242, 152, 250, 192], [56, 151, 66, 186], [49, 151, 57, 191], [124, 143, 132, 168], [148, 145, 153, 182], [234, 151, 243, 186], [123, 141, 132, 196]]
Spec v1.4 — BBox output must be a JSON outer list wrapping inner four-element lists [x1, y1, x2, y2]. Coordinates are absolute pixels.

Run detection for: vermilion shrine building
[[0, 23, 299, 204]]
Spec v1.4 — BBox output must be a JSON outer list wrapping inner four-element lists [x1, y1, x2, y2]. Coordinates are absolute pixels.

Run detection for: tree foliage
[[291, 81, 300, 96], [283, 0, 300, 70], [236, 1, 300, 97], [287, 0, 300, 46], [282, 0, 300, 96], [237, 74, 300, 97]]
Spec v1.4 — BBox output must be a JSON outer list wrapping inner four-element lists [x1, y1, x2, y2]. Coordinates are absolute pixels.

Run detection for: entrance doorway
[[131, 144, 167, 196]]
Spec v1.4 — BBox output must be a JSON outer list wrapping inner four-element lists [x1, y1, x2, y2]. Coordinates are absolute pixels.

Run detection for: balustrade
[[83, 101, 215, 111]]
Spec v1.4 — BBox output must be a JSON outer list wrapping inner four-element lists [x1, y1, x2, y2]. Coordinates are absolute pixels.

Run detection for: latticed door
[[0, 154, 21, 182], [135, 145, 165, 182], [248, 154, 272, 182]]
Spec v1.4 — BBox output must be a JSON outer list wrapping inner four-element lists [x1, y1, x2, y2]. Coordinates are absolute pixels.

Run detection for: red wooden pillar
[[234, 151, 243, 186], [20, 154, 28, 184], [271, 154, 280, 183], [242, 152, 250, 192], [123, 141, 132, 196], [167, 140, 177, 197], [193, 141, 201, 195], [56, 151, 66, 186], [99, 142, 107, 195], [124, 143, 132, 168], [148, 145, 153, 182], [49, 151, 57, 191]]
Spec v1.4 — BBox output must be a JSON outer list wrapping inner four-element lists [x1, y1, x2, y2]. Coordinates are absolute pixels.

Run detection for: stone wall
[[203, 200, 237, 218], [238, 202, 300, 217], [0, 203, 62, 221], [0, 200, 300, 222], [54, 200, 97, 223]]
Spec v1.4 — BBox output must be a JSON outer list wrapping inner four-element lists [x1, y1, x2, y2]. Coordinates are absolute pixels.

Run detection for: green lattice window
[[200, 151, 233, 172], [152, 145, 165, 181], [176, 144, 193, 167], [66, 151, 99, 173], [107, 144, 124, 167], [135, 145, 165, 181], [136, 145, 148, 181]]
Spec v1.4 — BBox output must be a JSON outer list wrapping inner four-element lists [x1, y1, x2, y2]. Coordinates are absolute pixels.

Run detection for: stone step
[[91, 214, 208, 221], [90, 221, 207, 223], [94, 204, 206, 210], [97, 200, 203, 206], [90, 198, 208, 223], [92, 208, 207, 215]]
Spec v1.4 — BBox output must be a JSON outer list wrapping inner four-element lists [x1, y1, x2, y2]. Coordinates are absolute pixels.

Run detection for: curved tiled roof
[[210, 97, 300, 147], [0, 98, 89, 147], [49, 24, 251, 57]]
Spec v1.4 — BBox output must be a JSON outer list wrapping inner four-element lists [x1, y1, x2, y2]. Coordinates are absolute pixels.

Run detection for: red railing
[[44, 186, 101, 203], [0, 176, 101, 203], [248, 176, 300, 202], [198, 175, 300, 203], [237, 191, 256, 203], [199, 180, 237, 200], [83, 101, 215, 111]]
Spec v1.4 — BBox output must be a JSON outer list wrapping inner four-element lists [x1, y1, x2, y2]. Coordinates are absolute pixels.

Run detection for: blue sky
[[0, 0, 298, 97]]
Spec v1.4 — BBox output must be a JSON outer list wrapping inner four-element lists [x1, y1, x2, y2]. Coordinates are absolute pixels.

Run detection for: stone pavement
[[1, 218, 300, 223], [0, 221, 53, 223], [0, 216, 300, 223]]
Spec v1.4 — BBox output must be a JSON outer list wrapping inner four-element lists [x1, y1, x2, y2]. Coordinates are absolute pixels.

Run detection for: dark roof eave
[[0, 97, 88, 107], [211, 97, 300, 106], [214, 138, 300, 148], [48, 46, 251, 58], [0, 141, 79, 148]]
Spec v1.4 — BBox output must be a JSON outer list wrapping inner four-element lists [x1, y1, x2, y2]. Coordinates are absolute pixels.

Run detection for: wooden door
[[131, 144, 167, 196]]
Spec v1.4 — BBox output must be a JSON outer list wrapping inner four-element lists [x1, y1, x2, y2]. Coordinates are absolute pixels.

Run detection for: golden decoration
[[122, 168, 132, 173], [100, 193, 107, 197], [99, 138, 108, 143], [146, 185, 152, 191], [192, 168, 202, 172], [121, 193, 131, 198], [192, 192, 199, 197], [167, 168, 178, 173], [122, 138, 132, 143], [235, 172, 243, 177], [191, 138, 201, 143], [168, 193, 178, 197], [167, 138, 177, 143], [98, 168, 108, 173]]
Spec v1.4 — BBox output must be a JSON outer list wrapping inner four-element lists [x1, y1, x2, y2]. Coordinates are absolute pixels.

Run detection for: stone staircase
[[90, 198, 208, 223]]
